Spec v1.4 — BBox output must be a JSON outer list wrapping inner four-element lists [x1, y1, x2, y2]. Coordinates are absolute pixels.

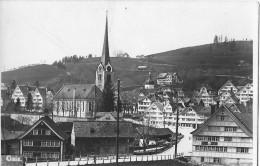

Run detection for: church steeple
[[101, 12, 110, 66], [96, 12, 113, 91]]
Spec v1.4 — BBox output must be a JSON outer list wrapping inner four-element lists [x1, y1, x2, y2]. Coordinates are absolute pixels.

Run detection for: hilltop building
[[191, 105, 252, 165], [156, 72, 183, 86], [95, 13, 113, 91]]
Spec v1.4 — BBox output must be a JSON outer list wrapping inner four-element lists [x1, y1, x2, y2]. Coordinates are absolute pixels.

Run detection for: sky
[[0, 0, 258, 71]]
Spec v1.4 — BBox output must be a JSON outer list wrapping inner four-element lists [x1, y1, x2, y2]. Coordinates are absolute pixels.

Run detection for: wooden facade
[[17, 116, 69, 161]]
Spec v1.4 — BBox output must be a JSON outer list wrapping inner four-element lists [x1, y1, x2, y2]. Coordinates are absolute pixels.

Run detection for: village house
[[17, 116, 69, 161], [235, 83, 253, 105], [191, 105, 252, 166], [11, 84, 53, 109], [194, 84, 217, 107], [218, 80, 238, 95], [71, 121, 138, 156], [53, 84, 102, 118], [215, 91, 239, 106]]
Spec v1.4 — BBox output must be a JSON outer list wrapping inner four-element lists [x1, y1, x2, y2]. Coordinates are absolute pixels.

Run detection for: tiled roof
[[153, 102, 164, 111], [191, 106, 204, 113], [133, 124, 174, 136], [19, 85, 36, 96], [17, 116, 69, 140], [1, 116, 30, 132], [233, 112, 253, 132], [54, 84, 102, 99], [56, 122, 73, 133], [37, 88, 47, 98], [73, 121, 138, 138], [95, 112, 123, 119], [1, 128, 20, 141]]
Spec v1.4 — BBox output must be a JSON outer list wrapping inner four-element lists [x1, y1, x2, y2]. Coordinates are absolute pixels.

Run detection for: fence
[[25, 153, 184, 166]]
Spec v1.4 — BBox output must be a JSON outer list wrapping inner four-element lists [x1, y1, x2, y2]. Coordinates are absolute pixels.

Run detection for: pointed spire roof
[[101, 12, 110, 66]]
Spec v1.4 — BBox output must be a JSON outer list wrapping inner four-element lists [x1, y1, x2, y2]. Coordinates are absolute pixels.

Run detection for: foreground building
[[17, 116, 69, 161], [191, 105, 252, 166], [71, 121, 138, 155]]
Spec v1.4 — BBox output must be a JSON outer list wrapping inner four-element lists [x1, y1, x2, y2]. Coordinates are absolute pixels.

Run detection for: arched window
[[107, 66, 112, 72]]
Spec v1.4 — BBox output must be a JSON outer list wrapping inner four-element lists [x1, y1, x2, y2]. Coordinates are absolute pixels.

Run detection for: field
[[2, 41, 253, 92]]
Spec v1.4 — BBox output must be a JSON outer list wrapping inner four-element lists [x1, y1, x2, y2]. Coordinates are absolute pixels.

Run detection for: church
[[53, 13, 113, 118]]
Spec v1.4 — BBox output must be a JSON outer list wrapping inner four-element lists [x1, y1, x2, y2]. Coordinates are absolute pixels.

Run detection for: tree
[[88, 54, 93, 58], [15, 98, 21, 112], [25, 93, 34, 110], [34, 81, 40, 88], [100, 78, 116, 112], [10, 80, 17, 92]]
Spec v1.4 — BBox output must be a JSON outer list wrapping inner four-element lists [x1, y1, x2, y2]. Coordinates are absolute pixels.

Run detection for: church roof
[[101, 13, 110, 66], [54, 84, 102, 99]]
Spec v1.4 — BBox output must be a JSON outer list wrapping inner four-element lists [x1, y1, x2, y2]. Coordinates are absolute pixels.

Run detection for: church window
[[98, 74, 102, 81], [98, 66, 102, 71], [107, 66, 112, 72]]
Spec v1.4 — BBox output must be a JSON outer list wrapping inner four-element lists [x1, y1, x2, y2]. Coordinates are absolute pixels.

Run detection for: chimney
[[73, 88, 76, 117]]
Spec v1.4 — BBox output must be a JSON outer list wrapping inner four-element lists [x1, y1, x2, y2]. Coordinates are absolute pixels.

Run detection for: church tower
[[96, 13, 113, 91]]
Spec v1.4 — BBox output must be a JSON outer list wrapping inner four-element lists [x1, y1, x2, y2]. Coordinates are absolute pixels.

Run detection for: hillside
[[1, 41, 253, 92]]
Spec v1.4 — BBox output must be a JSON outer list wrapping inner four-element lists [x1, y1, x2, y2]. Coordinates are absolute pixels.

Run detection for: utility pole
[[116, 79, 120, 166], [175, 89, 179, 158]]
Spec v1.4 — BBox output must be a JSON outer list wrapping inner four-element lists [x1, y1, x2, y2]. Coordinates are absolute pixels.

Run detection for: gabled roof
[[1, 128, 20, 141], [1, 116, 30, 132], [18, 85, 36, 96], [152, 102, 164, 112], [191, 105, 252, 137], [96, 113, 117, 121], [218, 80, 238, 92], [73, 121, 138, 138], [37, 88, 47, 98], [54, 84, 102, 99], [236, 83, 253, 94], [17, 116, 69, 140]]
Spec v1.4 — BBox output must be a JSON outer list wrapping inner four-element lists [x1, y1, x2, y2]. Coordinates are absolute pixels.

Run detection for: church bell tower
[[96, 12, 113, 91]]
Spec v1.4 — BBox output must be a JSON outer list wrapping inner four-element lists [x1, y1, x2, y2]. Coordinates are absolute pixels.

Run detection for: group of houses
[[1, 13, 254, 166]]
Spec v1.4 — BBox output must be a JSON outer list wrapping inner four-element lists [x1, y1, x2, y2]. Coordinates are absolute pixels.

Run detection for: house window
[[237, 147, 249, 153], [224, 127, 237, 132], [33, 129, 38, 135], [201, 157, 204, 162], [23, 152, 33, 158], [213, 158, 221, 163], [55, 141, 60, 147], [241, 137, 250, 142], [224, 137, 232, 141], [41, 141, 46, 147], [23, 140, 33, 146]]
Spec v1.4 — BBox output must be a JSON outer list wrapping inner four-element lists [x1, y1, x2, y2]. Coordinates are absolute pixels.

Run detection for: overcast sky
[[0, 1, 258, 71]]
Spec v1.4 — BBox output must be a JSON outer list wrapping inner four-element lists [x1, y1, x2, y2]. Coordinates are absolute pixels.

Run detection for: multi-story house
[[156, 72, 183, 85], [17, 116, 69, 161], [191, 105, 252, 165], [235, 83, 253, 105], [11, 85, 53, 109], [194, 84, 217, 107], [143, 102, 210, 129], [53, 84, 102, 118], [137, 94, 157, 115], [12, 85, 36, 107], [215, 91, 239, 106], [218, 80, 238, 95]]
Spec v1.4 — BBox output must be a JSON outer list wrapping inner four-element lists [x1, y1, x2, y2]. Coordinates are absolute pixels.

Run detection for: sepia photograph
[[0, 1, 258, 166]]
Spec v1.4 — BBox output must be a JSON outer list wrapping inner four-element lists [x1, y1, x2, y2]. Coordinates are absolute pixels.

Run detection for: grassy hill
[[1, 41, 253, 92]]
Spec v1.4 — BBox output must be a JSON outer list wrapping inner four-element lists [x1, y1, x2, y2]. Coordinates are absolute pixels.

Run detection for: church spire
[[101, 12, 110, 66]]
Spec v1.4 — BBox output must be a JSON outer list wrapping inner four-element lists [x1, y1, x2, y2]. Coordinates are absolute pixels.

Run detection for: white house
[[235, 83, 253, 105], [191, 105, 252, 165], [218, 80, 238, 95]]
